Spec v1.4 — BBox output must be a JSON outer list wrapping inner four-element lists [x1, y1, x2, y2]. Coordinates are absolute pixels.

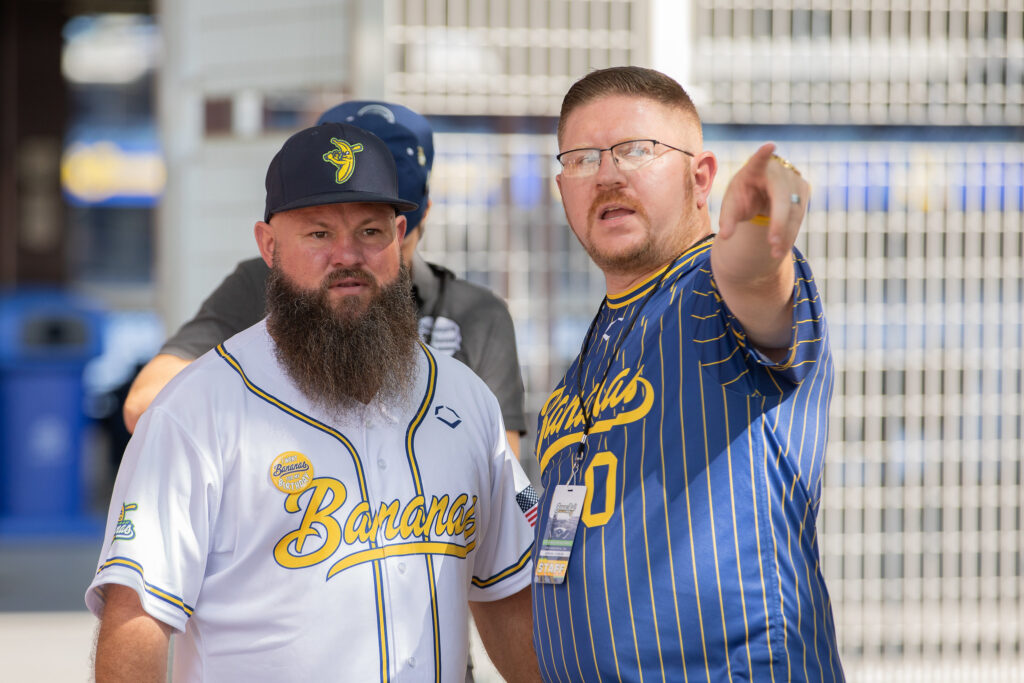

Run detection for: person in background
[[122, 101, 527, 459], [89, 122, 541, 682], [531, 66, 843, 681]]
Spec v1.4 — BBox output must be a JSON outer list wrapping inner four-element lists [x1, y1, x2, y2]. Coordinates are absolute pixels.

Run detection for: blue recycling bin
[[0, 289, 104, 531]]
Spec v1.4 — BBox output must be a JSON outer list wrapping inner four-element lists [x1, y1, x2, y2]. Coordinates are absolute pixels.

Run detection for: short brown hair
[[558, 66, 701, 143]]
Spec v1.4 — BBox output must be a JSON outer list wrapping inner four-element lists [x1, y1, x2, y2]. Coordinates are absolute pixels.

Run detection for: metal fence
[[386, 0, 1024, 126], [691, 1, 1024, 126], [384, 0, 650, 115], [420, 132, 1024, 681]]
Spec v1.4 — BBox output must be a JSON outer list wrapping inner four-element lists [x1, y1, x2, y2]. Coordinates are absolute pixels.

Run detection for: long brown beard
[[265, 262, 420, 411]]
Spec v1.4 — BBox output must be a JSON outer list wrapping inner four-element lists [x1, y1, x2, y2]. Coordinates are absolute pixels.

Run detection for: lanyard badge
[[534, 484, 588, 584]]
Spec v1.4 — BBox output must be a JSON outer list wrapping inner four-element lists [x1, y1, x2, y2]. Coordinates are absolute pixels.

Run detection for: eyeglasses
[[556, 139, 694, 178]]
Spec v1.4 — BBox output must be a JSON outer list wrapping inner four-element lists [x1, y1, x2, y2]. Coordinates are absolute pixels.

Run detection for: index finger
[[718, 142, 779, 237], [744, 142, 778, 180]]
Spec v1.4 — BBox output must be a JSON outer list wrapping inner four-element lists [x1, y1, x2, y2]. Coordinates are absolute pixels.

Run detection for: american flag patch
[[516, 486, 539, 528]]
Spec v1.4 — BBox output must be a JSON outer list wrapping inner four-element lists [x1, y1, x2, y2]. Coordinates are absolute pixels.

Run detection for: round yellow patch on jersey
[[269, 451, 314, 494]]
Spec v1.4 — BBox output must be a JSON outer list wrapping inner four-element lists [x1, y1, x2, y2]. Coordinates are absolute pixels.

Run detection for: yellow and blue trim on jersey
[[402, 341, 444, 683], [606, 238, 712, 309], [472, 546, 532, 588], [216, 344, 373, 508], [97, 556, 195, 617]]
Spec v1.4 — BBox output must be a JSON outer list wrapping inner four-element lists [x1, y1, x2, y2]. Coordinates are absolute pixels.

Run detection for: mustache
[[588, 190, 647, 223], [322, 267, 376, 289]]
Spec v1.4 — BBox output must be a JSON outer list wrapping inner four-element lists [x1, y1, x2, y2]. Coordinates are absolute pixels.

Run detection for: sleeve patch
[[516, 485, 539, 528]]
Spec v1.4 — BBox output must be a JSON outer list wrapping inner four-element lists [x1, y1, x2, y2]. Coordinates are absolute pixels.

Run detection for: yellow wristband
[[750, 214, 771, 226]]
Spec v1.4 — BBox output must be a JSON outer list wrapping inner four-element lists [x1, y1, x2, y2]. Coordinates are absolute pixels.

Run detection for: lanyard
[[567, 235, 713, 484], [568, 253, 680, 484]]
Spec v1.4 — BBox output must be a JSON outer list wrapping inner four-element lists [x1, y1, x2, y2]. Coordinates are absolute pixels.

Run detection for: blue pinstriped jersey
[[533, 240, 843, 682]]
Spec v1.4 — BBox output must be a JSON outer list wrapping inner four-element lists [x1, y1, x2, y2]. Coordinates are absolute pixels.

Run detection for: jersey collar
[[606, 236, 713, 310]]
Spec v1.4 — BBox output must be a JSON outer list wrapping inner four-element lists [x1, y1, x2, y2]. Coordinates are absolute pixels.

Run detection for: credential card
[[534, 484, 587, 585]]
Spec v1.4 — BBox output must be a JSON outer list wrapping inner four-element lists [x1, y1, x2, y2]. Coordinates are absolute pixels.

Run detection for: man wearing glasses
[[531, 66, 844, 681]]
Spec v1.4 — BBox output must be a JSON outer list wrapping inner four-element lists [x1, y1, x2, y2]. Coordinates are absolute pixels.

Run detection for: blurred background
[[1, 0, 1022, 680]]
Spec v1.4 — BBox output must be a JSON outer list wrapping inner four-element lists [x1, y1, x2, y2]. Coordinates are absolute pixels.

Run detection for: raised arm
[[122, 354, 193, 433], [712, 143, 810, 358], [94, 584, 173, 683], [470, 586, 542, 683], [122, 258, 271, 433]]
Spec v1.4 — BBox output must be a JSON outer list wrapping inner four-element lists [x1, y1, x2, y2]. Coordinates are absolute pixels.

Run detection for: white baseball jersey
[[86, 320, 534, 682]]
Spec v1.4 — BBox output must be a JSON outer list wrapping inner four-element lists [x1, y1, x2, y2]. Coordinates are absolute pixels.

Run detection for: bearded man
[[87, 122, 541, 683]]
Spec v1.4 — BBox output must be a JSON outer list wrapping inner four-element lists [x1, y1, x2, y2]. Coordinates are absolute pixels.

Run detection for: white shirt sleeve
[[467, 421, 535, 602], [85, 404, 221, 632]]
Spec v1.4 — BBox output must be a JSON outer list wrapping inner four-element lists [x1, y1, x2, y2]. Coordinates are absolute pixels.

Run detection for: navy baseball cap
[[264, 122, 418, 222], [317, 101, 434, 231]]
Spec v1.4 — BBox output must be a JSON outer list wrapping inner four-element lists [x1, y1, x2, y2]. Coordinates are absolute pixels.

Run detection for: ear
[[254, 221, 275, 268], [692, 151, 718, 210], [394, 213, 408, 242]]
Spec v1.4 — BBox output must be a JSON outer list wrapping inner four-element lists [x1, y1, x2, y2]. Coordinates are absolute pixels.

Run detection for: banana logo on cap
[[323, 138, 364, 184]]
